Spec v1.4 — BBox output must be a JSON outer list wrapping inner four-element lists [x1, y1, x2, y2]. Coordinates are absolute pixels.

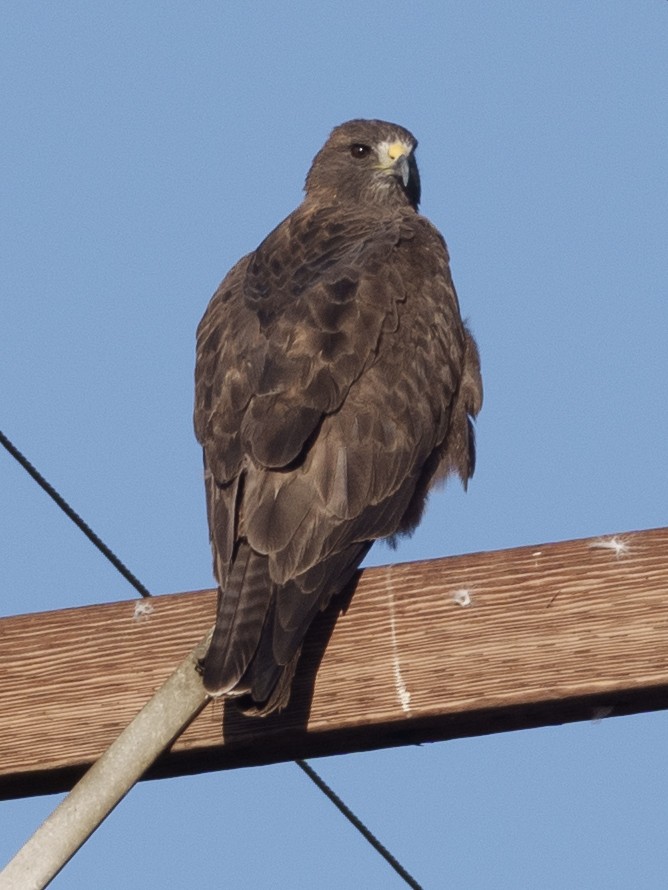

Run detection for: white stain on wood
[[386, 567, 412, 714]]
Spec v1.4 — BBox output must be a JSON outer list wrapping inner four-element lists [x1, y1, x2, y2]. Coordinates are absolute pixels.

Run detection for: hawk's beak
[[392, 155, 411, 188], [382, 141, 412, 188]]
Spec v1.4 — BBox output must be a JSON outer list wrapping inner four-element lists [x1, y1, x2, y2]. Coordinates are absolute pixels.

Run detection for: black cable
[[2, 426, 421, 885], [0, 429, 152, 598], [295, 759, 424, 890]]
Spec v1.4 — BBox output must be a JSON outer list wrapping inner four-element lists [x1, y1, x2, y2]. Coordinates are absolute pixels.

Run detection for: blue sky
[[1, 2, 667, 887]]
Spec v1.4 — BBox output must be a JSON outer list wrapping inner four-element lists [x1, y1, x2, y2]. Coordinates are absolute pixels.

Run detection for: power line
[[0, 429, 152, 599], [1, 426, 423, 889], [296, 759, 424, 890]]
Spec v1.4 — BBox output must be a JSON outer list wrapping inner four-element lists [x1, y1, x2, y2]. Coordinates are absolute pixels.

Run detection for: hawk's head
[[304, 119, 421, 210]]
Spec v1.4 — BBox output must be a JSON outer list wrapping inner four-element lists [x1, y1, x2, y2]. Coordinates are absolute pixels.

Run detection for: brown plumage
[[194, 119, 482, 714]]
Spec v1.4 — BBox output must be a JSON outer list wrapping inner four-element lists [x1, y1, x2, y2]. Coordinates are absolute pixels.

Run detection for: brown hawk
[[194, 119, 482, 714]]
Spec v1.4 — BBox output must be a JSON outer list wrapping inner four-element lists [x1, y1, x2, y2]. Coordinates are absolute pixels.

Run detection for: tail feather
[[237, 647, 303, 716], [204, 540, 370, 713], [203, 542, 272, 694]]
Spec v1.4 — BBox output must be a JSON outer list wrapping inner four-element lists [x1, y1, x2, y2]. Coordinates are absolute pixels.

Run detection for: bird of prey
[[194, 119, 482, 715]]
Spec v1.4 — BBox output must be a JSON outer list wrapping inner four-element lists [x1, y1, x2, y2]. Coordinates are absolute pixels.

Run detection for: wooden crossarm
[[1, 527, 667, 801]]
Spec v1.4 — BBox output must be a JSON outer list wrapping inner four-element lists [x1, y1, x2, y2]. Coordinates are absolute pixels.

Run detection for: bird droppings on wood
[[385, 568, 412, 715], [452, 589, 473, 608], [588, 537, 631, 559], [133, 601, 154, 621]]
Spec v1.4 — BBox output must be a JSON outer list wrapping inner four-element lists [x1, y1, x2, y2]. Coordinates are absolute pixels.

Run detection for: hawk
[[194, 119, 482, 714]]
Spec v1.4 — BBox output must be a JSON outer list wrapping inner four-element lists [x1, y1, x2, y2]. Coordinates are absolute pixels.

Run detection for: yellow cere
[[387, 141, 409, 160], [376, 139, 412, 170]]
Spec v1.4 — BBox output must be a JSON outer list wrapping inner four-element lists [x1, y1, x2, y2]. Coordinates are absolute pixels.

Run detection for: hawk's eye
[[350, 143, 371, 159]]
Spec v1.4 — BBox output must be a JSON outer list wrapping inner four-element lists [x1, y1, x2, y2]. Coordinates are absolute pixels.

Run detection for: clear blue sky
[[1, 2, 667, 887]]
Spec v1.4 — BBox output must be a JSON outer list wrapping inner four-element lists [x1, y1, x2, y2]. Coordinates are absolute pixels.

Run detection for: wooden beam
[[1, 527, 667, 800]]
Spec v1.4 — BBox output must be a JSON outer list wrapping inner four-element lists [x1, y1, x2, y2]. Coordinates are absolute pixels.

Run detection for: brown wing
[[194, 205, 481, 712]]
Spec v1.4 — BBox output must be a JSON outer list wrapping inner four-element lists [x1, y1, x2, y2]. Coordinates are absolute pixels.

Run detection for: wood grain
[[1, 527, 667, 800]]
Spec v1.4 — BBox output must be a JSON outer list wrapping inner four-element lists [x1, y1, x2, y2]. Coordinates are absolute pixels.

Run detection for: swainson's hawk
[[194, 119, 482, 714]]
